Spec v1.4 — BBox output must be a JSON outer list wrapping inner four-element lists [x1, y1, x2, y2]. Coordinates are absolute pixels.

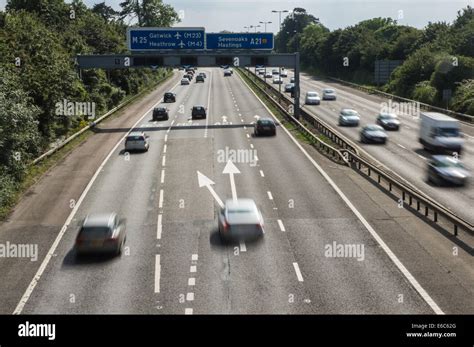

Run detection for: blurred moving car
[[181, 78, 190, 85], [224, 69, 232, 77], [427, 155, 470, 186], [75, 213, 126, 256], [284, 83, 295, 93], [152, 107, 169, 121], [322, 88, 337, 100], [196, 75, 205, 83], [191, 105, 207, 119], [376, 112, 400, 130], [218, 199, 264, 242], [125, 131, 150, 151], [272, 68, 279, 75], [290, 77, 295, 83], [254, 117, 276, 136], [198, 72, 207, 78], [339, 109, 360, 126], [280, 70, 288, 77], [163, 92, 176, 103], [273, 76, 283, 84], [360, 125, 388, 144], [305, 91, 321, 105], [264, 72, 272, 79]]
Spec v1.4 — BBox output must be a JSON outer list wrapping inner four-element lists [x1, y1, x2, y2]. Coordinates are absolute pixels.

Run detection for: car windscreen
[[437, 128, 459, 137]]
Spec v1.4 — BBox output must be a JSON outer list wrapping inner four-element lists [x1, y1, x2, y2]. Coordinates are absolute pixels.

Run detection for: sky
[[0, 0, 471, 32]]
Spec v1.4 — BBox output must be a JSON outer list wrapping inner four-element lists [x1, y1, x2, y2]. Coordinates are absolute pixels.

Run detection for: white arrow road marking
[[197, 171, 224, 208], [223, 161, 241, 203]]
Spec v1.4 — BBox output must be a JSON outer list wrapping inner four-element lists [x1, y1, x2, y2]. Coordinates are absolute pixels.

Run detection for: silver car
[[305, 91, 321, 105], [75, 213, 126, 256], [322, 88, 337, 100], [125, 131, 149, 152], [181, 78, 190, 85], [339, 109, 360, 126], [427, 155, 471, 186], [218, 199, 264, 242]]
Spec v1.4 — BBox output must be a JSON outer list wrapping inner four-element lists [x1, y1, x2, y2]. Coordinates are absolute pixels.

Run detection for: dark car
[[196, 75, 205, 83], [360, 124, 388, 144], [284, 83, 295, 93], [75, 213, 126, 256], [254, 117, 276, 136], [185, 73, 193, 81], [224, 69, 232, 77], [163, 92, 176, 103], [198, 72, 207, 78], [152, 107, 169, 121], [427, 155, 471, 186], [376, 112, 401, 131], [191, 105, 207, 119]]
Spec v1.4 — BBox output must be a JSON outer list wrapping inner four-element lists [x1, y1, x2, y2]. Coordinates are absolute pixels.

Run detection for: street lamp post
[[271, 9, 289, 32], [259, 21, 272, 32], [254, 25, 261, 33]]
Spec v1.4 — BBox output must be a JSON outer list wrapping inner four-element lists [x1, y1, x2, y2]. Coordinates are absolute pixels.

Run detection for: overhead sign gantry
[[77, 27, 300, 117]]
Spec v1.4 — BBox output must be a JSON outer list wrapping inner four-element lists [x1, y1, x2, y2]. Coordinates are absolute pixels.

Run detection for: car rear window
[[80, 227, 110, 239], [258, 120, 274, 125], [127, 135, 144, 141]]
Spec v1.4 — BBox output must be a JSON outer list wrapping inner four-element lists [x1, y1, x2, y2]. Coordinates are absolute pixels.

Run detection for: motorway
[[255, 68, 474, 223], [1, 68, 472, 314]]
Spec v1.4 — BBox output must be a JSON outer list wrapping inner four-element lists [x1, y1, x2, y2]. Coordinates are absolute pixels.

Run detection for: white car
[[305, 91, 321, 105], [125, 131, 149, 152], [272, 68, 279, 75], [322, 88, 337, 100], [280, 70, 288, 77], [181, 78, 190, 85], [264, 72, 272, 78], [218, 199, 264, 242], [273, 77, 283, 84]]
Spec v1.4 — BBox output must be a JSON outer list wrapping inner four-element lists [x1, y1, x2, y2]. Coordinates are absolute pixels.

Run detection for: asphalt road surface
[[1, 68, 443, 315], [256, 68, 474, 223]]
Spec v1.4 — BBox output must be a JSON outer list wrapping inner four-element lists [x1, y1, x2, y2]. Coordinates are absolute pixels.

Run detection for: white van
[[419, 112, 463, 154]]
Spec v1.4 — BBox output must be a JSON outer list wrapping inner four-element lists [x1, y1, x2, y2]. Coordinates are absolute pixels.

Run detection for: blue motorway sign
[[206, 33, 274, 50], [127, 27, 205, 51]]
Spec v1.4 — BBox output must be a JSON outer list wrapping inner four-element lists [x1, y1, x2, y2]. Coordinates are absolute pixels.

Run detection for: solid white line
[[160, 169, 165, 184], [191, 254, 198, 261], [162, 156, 166, 167], [417, 154, 427, 161], [157, 214, 162, 240], [155, 255, 161, 293], [163, 144, 167, 153], [13, 77, 182, 315], [239, 241, 247, 252], [190, 265, 197, 273], [238, 71, 444, 314], [186, 292, 194, 301], [159, 189, 164, 209], [185, 308, 193, 315], [277, 219, 286, 232], [397, 143, 406, 150], [293, 262, 304, 282], [260, 170, 265, 177], [205, 70, 212, 137], [188, 278, 196, 286], [267, 191, 273, 200]]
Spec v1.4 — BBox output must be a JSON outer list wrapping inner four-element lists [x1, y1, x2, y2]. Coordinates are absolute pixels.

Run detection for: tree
[[275, 7, 319, 52], [119, 0, 180, 27], [450, 79, 474, 115], [92, 2, 119, 22]]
